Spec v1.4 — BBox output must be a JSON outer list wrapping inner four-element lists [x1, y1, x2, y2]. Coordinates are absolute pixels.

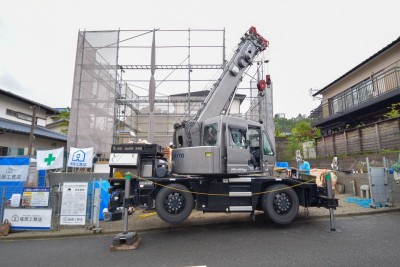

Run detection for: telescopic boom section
[[194, 26, 269, 123], [249, 26, 269, 50]]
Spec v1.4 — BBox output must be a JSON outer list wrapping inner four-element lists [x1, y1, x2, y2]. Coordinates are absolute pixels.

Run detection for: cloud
[[0, 18, 5, 38], [0, 69, 32, 95]]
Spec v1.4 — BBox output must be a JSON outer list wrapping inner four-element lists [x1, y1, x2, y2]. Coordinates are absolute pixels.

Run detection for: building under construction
[[67, 28, 273, 159]]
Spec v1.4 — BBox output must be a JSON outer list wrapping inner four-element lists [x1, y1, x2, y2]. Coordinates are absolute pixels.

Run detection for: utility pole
[[28, 105, 38, 156]]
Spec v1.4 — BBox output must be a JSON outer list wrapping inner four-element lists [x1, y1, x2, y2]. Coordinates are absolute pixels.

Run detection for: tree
[[285, 119, 320, 160], [274, 115, 297, 136], [55, 107, 70, 135], [384, 103, 400, 119]]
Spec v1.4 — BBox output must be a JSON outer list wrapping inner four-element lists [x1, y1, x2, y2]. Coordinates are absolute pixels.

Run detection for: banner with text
[[60, 182, 88, 225], [3, 208, 52, 231], [0, 157, 30, 182], [67, 147, 93, 168], [37, 147, 64, 170], [22, 187, 50, 207]]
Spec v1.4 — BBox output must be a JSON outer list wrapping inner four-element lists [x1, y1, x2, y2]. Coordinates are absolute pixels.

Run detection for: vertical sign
[[60, 182, 88, 225]]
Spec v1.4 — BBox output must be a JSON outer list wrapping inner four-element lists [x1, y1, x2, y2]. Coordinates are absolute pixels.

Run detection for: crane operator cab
[[172, 115, 275, 176]]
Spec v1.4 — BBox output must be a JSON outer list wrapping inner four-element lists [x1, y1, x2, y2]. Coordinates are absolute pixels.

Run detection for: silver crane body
[[172, 27, 275, 176]]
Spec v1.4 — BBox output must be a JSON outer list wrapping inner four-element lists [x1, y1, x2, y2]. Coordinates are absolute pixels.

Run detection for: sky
[[0, 0, 399, 119]]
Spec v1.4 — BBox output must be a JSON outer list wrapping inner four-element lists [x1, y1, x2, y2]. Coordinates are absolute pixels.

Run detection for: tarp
[[0, 157, 28, 209], [0, 181, 25, 209], [276, 162, 290, 170], [344, 197, 385, 208], [90, 180, 111, 220], [391, 161, 400, 173]]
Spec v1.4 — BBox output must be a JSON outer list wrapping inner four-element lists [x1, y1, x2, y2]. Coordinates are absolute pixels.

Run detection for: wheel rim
[[272, 192, 292, 215], [164, 192, 186, 214]]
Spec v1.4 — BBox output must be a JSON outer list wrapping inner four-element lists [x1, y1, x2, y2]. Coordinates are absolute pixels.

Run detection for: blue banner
[[0, 157, 30, 182]]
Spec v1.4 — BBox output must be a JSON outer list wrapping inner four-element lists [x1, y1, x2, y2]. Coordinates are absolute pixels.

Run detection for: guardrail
[[311, 66, 400, 121]]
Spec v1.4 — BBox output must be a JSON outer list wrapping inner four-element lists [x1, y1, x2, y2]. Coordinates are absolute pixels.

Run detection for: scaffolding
[[68, 28, 272, 159]]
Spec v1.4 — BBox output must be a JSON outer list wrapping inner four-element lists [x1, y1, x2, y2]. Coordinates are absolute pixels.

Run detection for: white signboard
[[109, 153, 138, 166], [67, 147, 94, 168], [3, 208, 52, 230], [60, 182, 88, 225]]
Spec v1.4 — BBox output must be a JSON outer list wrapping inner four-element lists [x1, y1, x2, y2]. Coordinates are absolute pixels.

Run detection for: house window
[[6, 109, 32, 122], [330, 94, 345, 115], [359, 79, 373, 103], [0, 146, 8, 156], [352, 87, 359, 106], [6, 109, 17, 117], [344, 91, 353, 109]]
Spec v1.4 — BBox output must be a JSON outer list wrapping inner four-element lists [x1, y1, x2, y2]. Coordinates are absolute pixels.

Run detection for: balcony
[[311, 66, 400, 131]]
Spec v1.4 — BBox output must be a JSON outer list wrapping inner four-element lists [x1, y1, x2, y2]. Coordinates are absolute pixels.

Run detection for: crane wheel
[[262, 184, 299, 225], [155, 183, 194, 224]]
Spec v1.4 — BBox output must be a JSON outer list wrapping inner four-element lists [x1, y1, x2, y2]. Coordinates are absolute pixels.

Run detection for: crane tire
[[155, 183, 193, 224], [262, 184, 299, 225]]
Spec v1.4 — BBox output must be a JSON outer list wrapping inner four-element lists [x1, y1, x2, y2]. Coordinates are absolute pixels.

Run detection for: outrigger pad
[[110, 232, 140, 251]]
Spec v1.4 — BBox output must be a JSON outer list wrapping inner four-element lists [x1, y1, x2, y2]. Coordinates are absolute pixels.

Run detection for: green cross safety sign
[[44, 153, 56, 166]]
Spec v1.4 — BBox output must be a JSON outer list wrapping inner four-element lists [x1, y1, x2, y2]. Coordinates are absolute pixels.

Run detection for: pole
[[325, 171, 336, 231], [123, 174, 131, 234], [28, 105, 37, 156]]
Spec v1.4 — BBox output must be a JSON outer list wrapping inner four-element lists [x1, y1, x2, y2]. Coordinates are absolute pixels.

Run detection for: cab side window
[[229, 128, 247, 148], [203, 123, 218, 146], [262, 132, 274, 156]]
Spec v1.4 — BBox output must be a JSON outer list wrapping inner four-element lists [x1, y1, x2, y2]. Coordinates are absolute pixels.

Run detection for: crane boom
[[173, 27, 269, 148], [195, 26, 268, 122]]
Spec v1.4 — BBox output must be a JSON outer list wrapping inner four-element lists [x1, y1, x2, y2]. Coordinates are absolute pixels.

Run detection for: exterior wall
[[0, 95, 48, 126], [320, 45, 400, 118], [46, 124, 68, 135], [0, 132, 66, 154], [230, 99, 241, 114], [136, 113, 178, 146]]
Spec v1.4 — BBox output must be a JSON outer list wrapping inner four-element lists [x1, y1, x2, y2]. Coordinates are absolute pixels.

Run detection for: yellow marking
[[138, 212, 157, 219]]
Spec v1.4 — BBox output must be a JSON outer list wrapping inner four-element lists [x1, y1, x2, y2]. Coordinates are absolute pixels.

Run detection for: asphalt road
[[1, 212, 399, 267]]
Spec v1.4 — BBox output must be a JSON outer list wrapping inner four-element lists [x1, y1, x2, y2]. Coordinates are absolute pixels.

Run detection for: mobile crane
[[108, 26, 337, 225]]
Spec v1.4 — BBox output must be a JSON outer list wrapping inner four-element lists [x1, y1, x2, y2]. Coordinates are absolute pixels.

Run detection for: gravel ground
[[1, 193, 398, 240]]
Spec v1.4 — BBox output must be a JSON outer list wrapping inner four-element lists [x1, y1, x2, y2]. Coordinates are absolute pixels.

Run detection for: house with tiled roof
[[311, 36, 400, 156], [0, 88, 67, 156]]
